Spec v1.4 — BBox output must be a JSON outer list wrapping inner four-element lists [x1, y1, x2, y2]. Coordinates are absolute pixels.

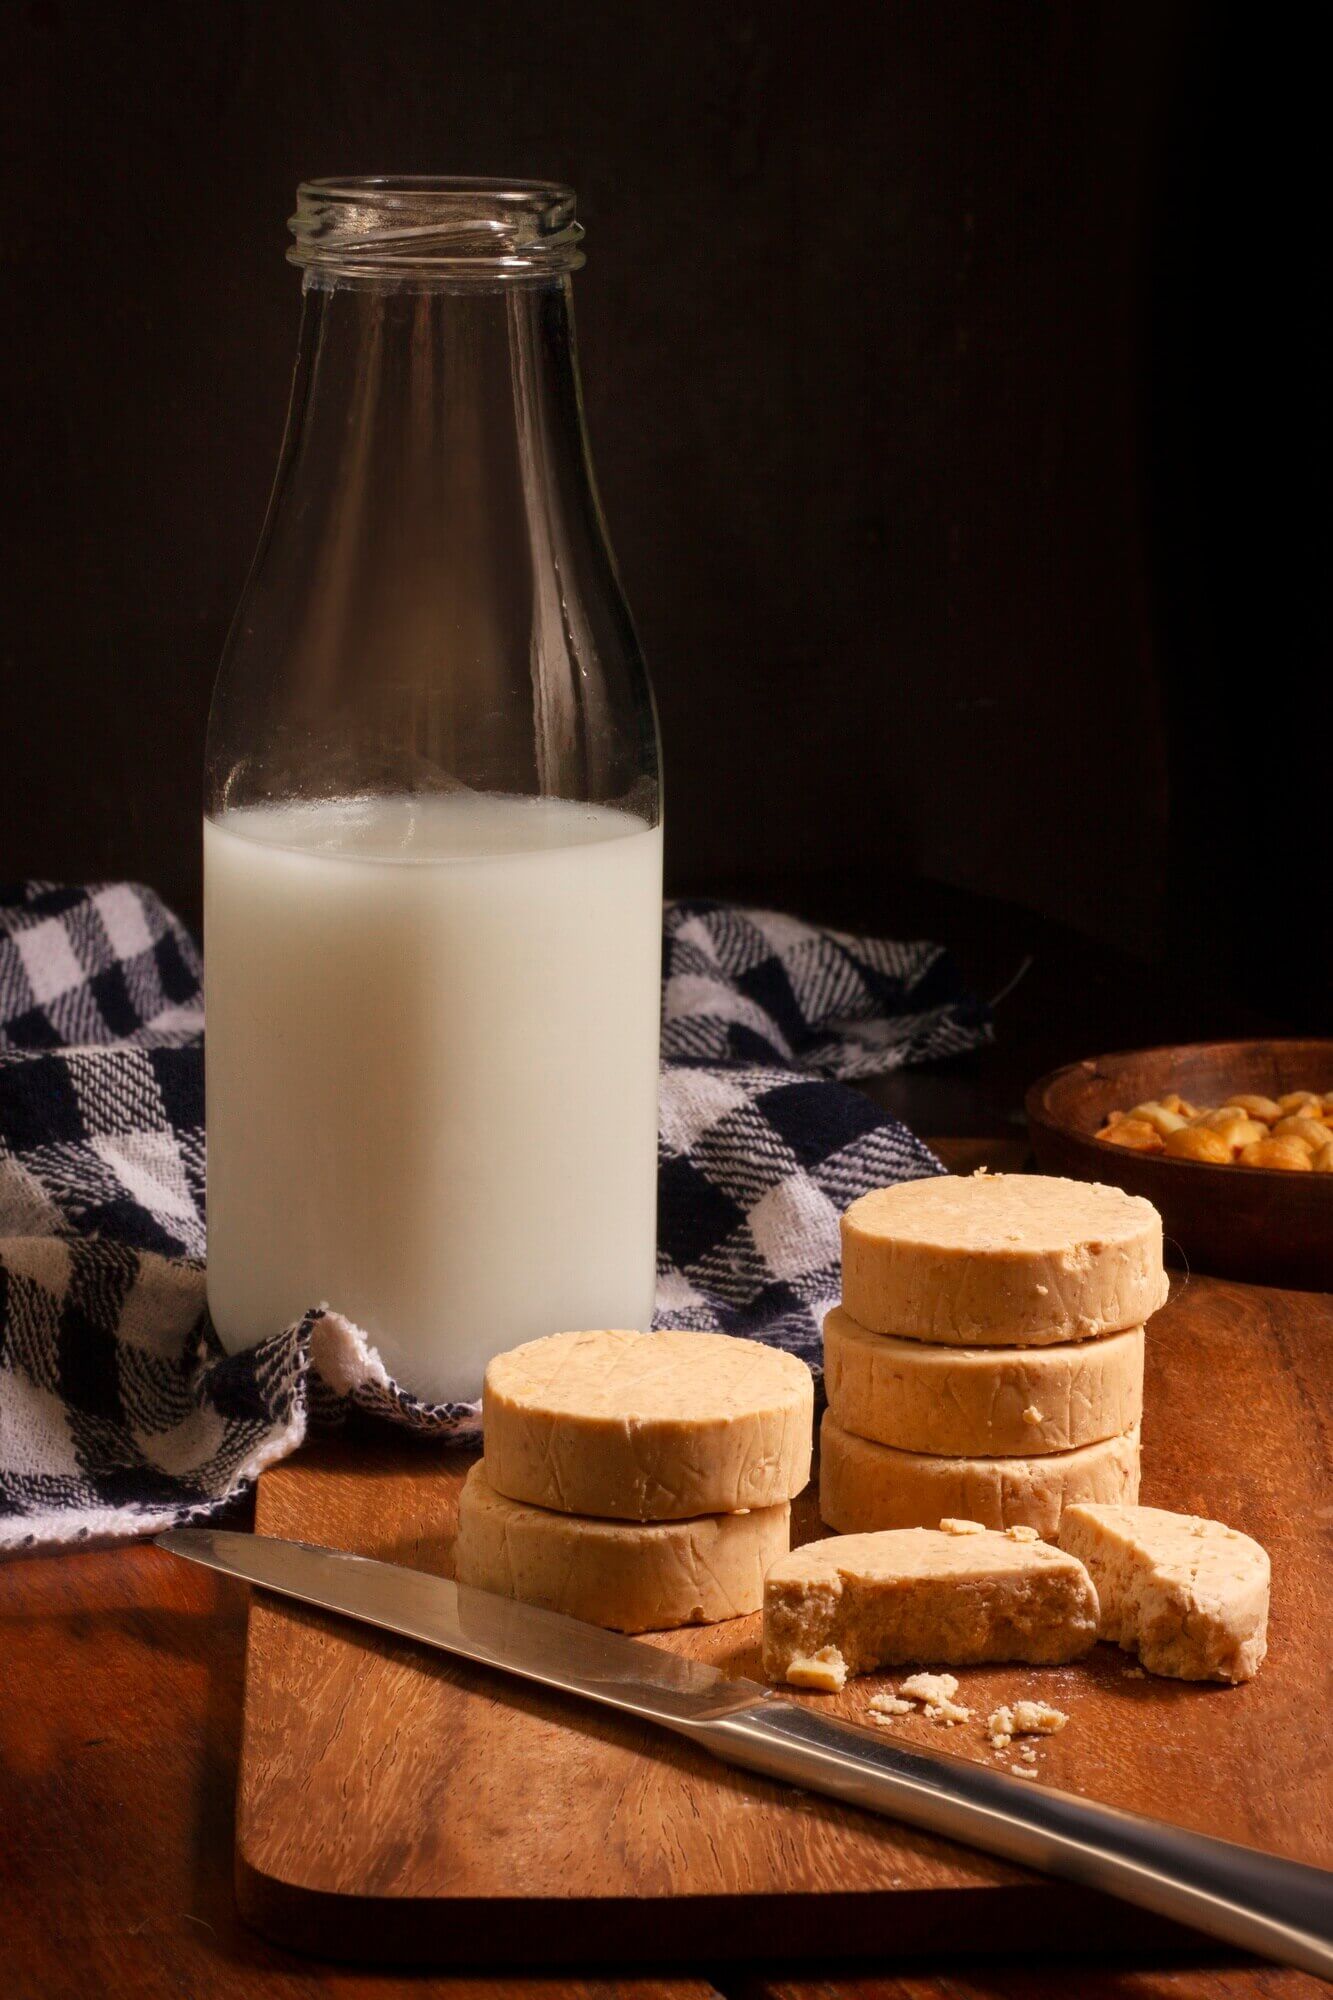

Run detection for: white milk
[[204, 794, 663, 1402]]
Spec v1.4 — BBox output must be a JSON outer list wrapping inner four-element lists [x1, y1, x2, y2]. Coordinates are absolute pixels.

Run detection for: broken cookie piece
[[1058, 1502, 1270, 1683], [762, 1526, 1099, 1683], [783, 1646, 847, 1692]]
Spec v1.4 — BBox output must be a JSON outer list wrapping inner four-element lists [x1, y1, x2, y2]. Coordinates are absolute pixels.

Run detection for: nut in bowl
[[1098, 1092, 1333, 1170], [1026, 1040, 1333, 1288]]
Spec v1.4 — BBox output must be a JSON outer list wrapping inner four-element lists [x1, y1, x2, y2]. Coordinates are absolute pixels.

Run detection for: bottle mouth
[[289, 176, 585, 280]]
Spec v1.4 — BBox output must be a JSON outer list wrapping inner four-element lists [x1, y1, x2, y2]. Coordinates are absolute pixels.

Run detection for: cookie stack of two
[[821, 1175, 1169, 1540], [455, 1328, 813, 1633]]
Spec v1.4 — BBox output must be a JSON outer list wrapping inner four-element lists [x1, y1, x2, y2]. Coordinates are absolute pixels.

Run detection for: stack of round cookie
[[820, 1174, 1168, 1541], [455, 1327, 813, 1633]]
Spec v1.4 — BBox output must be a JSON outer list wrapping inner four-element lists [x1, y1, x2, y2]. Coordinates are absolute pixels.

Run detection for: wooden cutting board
[[235, 1272, 1332, 1968]]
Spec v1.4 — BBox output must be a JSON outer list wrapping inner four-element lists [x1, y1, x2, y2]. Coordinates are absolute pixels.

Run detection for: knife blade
[[158, 1526, 1333, 1979]]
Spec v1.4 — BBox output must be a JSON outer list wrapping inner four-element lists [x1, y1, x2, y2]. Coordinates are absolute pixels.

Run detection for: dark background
[[1, 2, 1324, 1028]]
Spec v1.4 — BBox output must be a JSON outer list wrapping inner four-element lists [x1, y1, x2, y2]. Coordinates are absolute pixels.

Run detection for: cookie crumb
[[900, 1671, 959, 1702], [901, 1671, 971, 1725], [785, 1646, 846, 1692], [988, 1699, 1067, 1742]]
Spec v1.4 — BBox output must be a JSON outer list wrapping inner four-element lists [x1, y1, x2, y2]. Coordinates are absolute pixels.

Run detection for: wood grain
[[741, 1963, 1332, 1998], [3, 1139, 1326, 1997], [1026, 1040, 1333, 1287], [0, 1533, 716, 2000], [237, 1273, 1332, 1970]]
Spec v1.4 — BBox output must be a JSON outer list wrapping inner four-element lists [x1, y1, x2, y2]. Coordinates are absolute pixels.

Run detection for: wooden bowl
[[1026, 1040, 1333, 1289]]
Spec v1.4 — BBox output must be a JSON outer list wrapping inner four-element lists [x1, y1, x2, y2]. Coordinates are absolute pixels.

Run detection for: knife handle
[[691, 1700, 1333, 1980]]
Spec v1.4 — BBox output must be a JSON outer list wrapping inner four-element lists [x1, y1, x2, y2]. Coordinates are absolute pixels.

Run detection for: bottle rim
[[288, 176, 585, 280]]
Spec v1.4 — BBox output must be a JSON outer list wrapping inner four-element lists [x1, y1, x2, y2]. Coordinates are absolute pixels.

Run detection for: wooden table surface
[[2, 1132, 1328, 2000]]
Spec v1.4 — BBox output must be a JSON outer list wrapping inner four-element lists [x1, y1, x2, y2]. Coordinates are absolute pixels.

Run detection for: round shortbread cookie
[[841, 1173, 1168, 1344], [454, 1462, 790, 1633], [822, 1307, 1145, 1457], [818, 1410, 1141, 1541], [482, 1327, 814, 1520]]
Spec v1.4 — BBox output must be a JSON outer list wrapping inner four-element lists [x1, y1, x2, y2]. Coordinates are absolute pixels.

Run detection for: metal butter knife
[[158, 1526, 1333, 1979]]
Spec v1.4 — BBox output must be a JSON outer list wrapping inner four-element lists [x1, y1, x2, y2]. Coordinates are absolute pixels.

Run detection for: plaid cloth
[[0, 883, 989, 1552]]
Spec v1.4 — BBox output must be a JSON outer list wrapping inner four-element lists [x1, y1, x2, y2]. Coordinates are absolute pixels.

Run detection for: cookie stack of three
[[821, 1174, 1169, 1540]]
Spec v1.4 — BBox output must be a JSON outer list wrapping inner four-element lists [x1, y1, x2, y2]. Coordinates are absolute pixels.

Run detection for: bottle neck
[[211, 270, 653, 815], [284, 276, 587, 706]]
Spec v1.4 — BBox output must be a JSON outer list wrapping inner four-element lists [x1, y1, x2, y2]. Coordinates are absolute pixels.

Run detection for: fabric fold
[[1, 882, 989, 1552]]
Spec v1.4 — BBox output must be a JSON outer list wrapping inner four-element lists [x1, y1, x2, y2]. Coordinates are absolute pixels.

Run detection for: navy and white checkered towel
[[0, 883, 989, 1552]]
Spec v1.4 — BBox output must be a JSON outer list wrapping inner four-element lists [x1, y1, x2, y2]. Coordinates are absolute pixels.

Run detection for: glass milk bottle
[[204, 179, 662, 1403]]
